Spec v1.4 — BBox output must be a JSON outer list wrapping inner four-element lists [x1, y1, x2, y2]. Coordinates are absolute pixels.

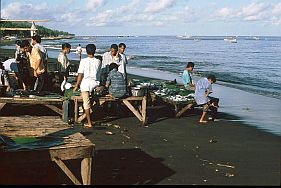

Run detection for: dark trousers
[[34, 72, 46, 93], [208, 97, 219, 119]]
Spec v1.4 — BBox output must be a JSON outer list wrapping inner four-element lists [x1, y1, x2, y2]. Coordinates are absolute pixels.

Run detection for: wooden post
[[74, 99, 78, 123], [62, 100, 69, 123], [81, 157, 92, 185], [142, 96, 147, 126]]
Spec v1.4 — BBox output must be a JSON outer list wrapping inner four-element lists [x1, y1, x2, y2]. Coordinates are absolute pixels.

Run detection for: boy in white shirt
[[73, 44, 101, 128]]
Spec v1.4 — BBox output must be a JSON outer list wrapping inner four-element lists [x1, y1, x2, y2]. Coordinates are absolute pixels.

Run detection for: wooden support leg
[[176, 103, 194, 118], [81, 157, 92, 185], [62, 100, 69, 123], [45, 105, 63, 116], [141, 96, 147, 126], [74, 99, 78, 123], [0, 103, 6, 111], [123, 100, 143, 122], [53, 158, 82, 185]]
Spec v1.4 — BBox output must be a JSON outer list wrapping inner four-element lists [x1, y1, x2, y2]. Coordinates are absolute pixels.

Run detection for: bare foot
[[199, 120, 208, 124]]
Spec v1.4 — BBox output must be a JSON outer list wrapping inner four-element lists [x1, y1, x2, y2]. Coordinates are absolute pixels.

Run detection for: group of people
[[182, 62, 219, 124], [56, 42, 128, 128], [1, 35, 219, 126], [0, 35, 48, 94]]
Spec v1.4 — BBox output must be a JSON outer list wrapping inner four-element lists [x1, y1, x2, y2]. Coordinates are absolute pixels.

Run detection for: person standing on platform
[[73, 44, 102, 128]]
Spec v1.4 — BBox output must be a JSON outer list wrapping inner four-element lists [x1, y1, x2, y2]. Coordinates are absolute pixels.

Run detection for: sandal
[[84, 124, 92, 128]]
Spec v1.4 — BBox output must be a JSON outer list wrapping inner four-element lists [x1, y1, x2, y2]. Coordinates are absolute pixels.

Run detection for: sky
[[1, 0, 281, 36]]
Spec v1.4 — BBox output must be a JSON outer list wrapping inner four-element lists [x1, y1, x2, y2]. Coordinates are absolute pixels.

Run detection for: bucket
[[131, 86, 146, 97]]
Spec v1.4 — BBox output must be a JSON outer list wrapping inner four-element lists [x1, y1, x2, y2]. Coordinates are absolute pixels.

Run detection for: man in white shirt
[[73, 44, 101, 128], [100, 44, 122, 85]]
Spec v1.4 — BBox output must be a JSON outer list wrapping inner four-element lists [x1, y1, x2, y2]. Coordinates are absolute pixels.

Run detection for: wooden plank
[[81, 158, 92, 185], [122, 100, 143, 122], [53, 158, 82, 185]]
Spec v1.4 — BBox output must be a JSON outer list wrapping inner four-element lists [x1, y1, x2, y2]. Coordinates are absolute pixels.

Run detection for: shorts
[[81, 91, 91, 110]]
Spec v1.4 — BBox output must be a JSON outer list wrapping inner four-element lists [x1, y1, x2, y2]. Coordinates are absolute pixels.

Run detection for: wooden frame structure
[[152, 93, 196, 118], [0, 116, 95, 185], [0, 97, 69, 122], [71, 95, 148, 126]]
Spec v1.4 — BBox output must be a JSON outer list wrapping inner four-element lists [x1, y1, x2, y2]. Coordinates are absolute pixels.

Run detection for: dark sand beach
[[0, 48, 280, 185]]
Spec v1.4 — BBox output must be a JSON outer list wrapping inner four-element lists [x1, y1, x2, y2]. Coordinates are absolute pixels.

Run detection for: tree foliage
[[0, 20, 74, 37]]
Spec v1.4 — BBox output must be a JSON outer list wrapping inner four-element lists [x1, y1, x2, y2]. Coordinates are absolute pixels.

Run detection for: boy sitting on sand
[[194, 74, 219, 123], [73, 44, 102, 128]]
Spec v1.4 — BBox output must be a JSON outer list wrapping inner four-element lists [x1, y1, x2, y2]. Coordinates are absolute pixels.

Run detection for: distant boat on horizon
[[177, 32, 193, 40], [224, 36, 237, 43]]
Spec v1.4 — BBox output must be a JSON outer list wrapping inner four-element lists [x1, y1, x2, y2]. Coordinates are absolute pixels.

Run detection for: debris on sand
[[225, 173, 235, 178], [217, 163, 235, 169], [113, 125, 121, 129], [209, 139, 218, 143], [105, 131, 114, 135]]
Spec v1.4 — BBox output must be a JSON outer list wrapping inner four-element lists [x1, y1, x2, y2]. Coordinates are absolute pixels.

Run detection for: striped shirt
[[107, 69, 127, 98]]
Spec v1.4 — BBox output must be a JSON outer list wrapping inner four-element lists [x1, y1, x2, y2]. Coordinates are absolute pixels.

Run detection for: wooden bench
[[0, 96, 69, 122], [71, 95, 148, 126], [0, 116, 95, 185]]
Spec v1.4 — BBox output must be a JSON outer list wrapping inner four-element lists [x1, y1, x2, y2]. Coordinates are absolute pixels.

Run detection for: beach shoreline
[[1, 47, 280, 136], [0, 48, 280, 185]]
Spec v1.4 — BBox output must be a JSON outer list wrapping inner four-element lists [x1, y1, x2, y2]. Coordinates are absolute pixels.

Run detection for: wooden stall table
[[151, 93, 196, 118], [0, 116, 95, 185], [0, 96, 69, 122], [71, 95, 147, 126]]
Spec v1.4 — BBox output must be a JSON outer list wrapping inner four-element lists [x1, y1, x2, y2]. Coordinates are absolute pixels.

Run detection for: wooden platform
[[71, 95, 148, 126], [0, 96, 69, 122], [0, 116, 95, 185]]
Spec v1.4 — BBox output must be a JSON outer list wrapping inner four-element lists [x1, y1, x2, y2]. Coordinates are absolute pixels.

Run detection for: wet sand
[[0, 48, 280, 185]]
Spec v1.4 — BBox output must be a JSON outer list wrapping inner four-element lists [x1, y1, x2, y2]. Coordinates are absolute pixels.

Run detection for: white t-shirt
[[2, 58, 18, 72], [102, 52, 121, 68], [117, 53, 128, 75], [78, 57, 101, 92]]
